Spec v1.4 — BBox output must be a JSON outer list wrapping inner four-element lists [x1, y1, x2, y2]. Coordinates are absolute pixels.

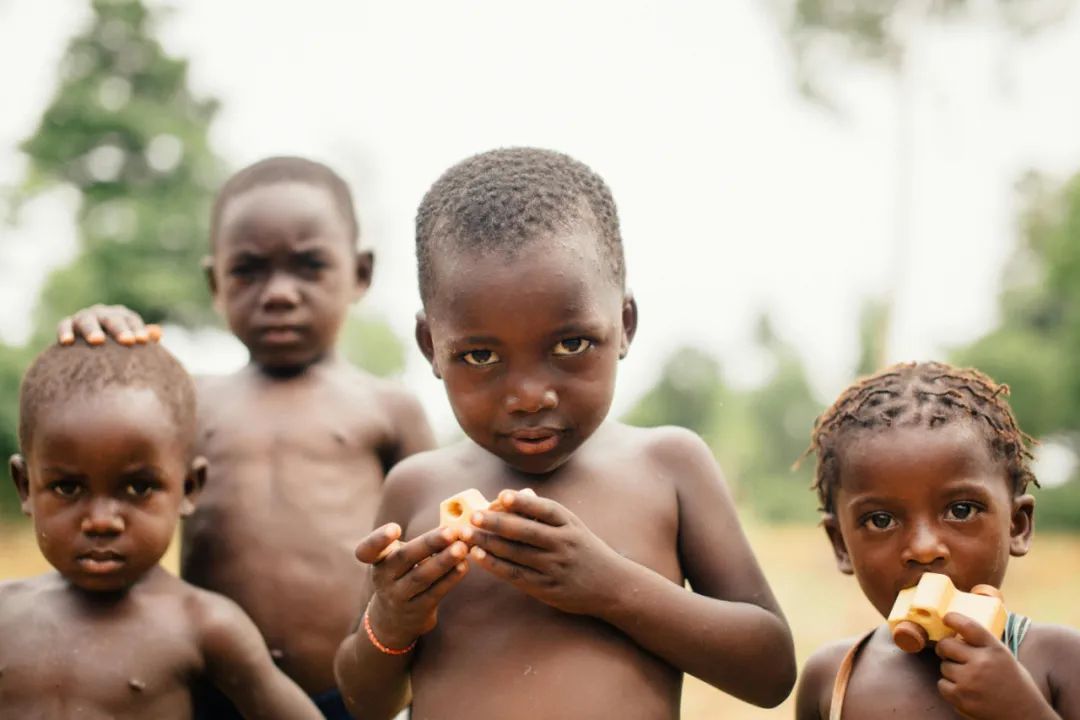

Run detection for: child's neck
[[252, 349, 340, 379]]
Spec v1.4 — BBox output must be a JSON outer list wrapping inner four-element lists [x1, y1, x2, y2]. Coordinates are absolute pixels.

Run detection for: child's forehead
[[836, 422, 1005, 494], [427, 230, 615, 307], [216, 181, 352, 248], [33, 387, 184, 453]]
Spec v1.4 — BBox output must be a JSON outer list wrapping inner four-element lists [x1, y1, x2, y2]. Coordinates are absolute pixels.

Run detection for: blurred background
[[1, 0, 1079, 716]]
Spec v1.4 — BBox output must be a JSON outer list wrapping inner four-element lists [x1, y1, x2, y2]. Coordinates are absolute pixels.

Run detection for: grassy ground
[[2, 517, 1077, 718]]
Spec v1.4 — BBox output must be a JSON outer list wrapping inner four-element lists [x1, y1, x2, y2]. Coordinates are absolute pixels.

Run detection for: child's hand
[[57, 304, 161, 346], [461, 490, 626, 616], [354, 523, 470, 649], [936, 613, 1056, 720]]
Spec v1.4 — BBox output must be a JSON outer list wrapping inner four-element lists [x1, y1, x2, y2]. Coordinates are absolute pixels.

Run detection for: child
[[334, 147, 797, 719], [56, 156, 435, 718], [0, 340, 322, 719], [795, 361, 1080, 719]]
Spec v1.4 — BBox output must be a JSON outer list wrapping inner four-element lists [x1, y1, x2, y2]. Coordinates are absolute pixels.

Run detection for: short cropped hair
[[19, 340, 197, 456], [210, 156, 360, 248], [805, 361, 1037, 513], [415, 147, 624, 302]]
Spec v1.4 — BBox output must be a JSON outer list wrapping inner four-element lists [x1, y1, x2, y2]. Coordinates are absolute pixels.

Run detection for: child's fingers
[[57, 317, 75, 345], [410, 558, 469, 605], [497, 489, 566, 526], [101, 314, 136, 345], [146, 323, 163, 342], [355, 523, 403, 564], [469, 546, 545, 587], [937, 677, 961, 706], [470, 509, 557, 549], [935, 636, 974, 662], [384, 526, 461, 579], [74, 313, 106, 345], [461, 526, 547, 570], [402, 541, 469, 599], [942, 612, 996, 647]]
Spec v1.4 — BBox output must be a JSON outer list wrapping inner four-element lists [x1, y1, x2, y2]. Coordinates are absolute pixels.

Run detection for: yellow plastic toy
[[887, 572, 1006, 653], [438, 487, 537, 528]]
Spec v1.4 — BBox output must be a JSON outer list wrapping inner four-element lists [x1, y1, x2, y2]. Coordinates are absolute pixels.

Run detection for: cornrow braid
[[805, 361, 1037, 513]]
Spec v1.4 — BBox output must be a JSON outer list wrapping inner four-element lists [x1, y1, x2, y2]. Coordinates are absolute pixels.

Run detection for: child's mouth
[[78, 551, 125, 574], [509, 430, 561, 455]]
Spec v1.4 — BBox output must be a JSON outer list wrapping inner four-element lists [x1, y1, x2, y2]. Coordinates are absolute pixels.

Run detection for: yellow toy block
[[887, 572, 1006, 653]]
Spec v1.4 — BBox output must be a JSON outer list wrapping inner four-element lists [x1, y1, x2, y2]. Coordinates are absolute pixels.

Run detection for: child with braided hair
[[795, 361, 1080, 720]]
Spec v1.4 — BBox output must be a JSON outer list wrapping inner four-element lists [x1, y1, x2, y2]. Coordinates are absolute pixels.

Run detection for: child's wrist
[[365, 597, 421, 652]]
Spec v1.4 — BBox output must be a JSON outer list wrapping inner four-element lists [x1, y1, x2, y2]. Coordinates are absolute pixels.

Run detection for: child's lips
[[77, 550, 125, 574], [259, 326, 305, 344], [508, 429, 562, 455]]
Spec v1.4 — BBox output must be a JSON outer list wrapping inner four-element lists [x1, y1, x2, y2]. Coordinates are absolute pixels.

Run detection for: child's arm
[[937, 614, 1079, 720], [194, 593, 323, 720], [334, 479, 470, 720], [795, 641, 850, 720], [464, 427, 796, 708]]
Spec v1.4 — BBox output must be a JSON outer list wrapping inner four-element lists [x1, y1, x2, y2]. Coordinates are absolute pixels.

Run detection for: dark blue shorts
[[194, 683, 352, 720]]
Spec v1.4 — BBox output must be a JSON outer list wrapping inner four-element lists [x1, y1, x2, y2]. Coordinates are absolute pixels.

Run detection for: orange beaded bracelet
[[363, 608, 417, 656]]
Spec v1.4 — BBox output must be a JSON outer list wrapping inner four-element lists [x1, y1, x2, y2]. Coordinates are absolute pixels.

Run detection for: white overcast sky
[[3, 0, 1080, 440]]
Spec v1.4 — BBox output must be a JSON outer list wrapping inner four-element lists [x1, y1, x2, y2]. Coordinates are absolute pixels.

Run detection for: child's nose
[[901, 521, 948, 567], [261, 271, 301, 310], [81, 500, 125, 536], [504, 377, 558, 414]]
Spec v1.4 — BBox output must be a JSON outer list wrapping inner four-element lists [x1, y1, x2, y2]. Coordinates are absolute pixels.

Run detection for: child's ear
[[1009, 493, 1035, 557], [180, 456, 208, 518], [619, 292, 638, 360], [353, 250, 374, 299], [9, 454, 31, 517], [201, 256, 220, 306], [414, 311, 441, 379], [822, 513, 854, 574]]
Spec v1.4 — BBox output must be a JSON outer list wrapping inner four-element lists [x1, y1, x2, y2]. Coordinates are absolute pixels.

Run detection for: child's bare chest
[[841, 645, 967, 719], [0, 595, 198, 716]]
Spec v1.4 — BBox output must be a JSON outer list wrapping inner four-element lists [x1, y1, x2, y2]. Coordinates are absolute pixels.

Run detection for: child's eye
[[462, 350, 500, 367], [945, 502, 980, 521], [125, 480, 157, 499], [50, 480, 82, 498], [552, 338, 592, 356], [863, 512, 896, 531]]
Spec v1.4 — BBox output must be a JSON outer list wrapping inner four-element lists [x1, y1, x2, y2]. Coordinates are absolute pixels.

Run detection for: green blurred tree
[[774, 0, 1073, 369], [18, 0, 225, 342], [623, 316, 820, 523], [953, 171, 1080, 529], [1, 0, 408, 519]]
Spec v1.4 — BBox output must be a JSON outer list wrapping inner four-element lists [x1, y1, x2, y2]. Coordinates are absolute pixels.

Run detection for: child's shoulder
[[0, 572, 64, 609], [603, 422, 727, 489], [1020, 621, 1080, 691], [795, 634, 873, 720]]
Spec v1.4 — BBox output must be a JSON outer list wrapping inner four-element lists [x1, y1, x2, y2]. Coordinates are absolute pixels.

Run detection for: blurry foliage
[[19, 0, 224, 338], [953, 171, 1080, 529], [338, 313, 407, 378], [1, 0, 407, 516], [773, 0, 1074, 98], [624, 316, 820, 523]]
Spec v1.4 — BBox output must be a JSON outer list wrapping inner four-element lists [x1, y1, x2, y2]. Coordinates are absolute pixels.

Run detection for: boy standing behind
[[60, 157, 434, 717], [1, 340, 322, 720], [335, 148, 796, 719]]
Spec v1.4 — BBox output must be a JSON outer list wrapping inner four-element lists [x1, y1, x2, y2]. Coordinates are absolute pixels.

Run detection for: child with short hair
[[795, 361, 1080, 719], [56, 156, 435, 718], [334, 147, 797, 719], [0, 340, 322, 719]]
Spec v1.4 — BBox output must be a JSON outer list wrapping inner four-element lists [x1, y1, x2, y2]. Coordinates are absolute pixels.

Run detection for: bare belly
[[411, 578, 681, 720], [182, 458, 381, 694]]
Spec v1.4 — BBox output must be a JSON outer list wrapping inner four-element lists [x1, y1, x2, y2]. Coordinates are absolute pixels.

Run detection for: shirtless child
[[796, 362, 1080, 719], [0, 340, 321, 720], [334, 147, 797, 719], [59, 157, 434, 717]]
